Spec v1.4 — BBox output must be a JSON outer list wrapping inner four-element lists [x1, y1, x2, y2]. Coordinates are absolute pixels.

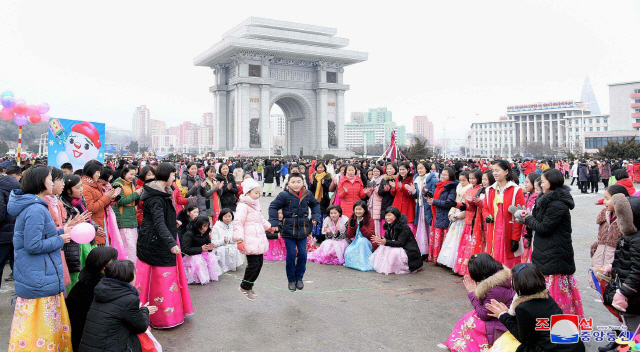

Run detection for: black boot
[[296, 280, 304, 290], [288, 282, 296, 292], [598, 341, 619, 352]]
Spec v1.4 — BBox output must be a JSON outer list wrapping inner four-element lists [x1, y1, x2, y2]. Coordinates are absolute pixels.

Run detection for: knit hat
[[241, 178, 260, 195], [71, 122, 101, 149]]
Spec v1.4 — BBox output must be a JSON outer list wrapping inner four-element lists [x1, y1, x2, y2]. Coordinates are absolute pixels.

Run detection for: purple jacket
[[468, 268, 515, 345]]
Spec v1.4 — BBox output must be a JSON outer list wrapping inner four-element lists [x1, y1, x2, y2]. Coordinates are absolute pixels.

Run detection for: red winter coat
[[390, 174, 416, 224], [482, 182, 525, 259], [173, 182, 189, 214], [81, 176, 111, 246], [337, 176, 366, 219], [135, 178, 145, 226]]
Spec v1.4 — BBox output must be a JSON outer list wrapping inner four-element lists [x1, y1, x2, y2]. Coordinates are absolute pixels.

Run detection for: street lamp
[[577, 101, 593, 154]]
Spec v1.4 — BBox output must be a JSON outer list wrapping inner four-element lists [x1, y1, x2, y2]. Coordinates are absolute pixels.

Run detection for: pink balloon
[[70, 223, 95, 244], [0, 107, 14, 121], [28, 114, 41, 124], [13, 102, 27, 114], [25, 104, 38, 117], [14, 114, 28, 126], [38, 102, 50, 114], [40, 113, 50, 122]]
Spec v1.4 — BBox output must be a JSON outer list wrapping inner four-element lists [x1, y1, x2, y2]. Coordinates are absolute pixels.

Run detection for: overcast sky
[[2, 0, 639, 146]]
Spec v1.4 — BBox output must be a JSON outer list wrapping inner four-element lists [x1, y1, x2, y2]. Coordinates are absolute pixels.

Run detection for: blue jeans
[[284, 237, 307, 282]]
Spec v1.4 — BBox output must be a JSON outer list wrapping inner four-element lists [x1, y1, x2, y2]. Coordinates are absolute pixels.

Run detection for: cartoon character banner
[[47, 118, 105, 171]]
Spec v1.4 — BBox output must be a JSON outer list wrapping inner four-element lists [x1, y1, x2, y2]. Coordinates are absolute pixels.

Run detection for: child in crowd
[[454, 169, 484, 276], [201, 166, 224, 226], [66, 247, 118, 352], [264, 209, 286, 261], [210, 208, 244, 272], [181, 215, 223, 285], [521, 173, 540, 264], [370, 207, 422, 275], [234, 178, 273, 301], [177, 203, 199, 238], [308, 205, 349, 265], [269, 173, 321, 292], [442, 253, 515, 351], [79, 260, 158, 352], [590, 185, 630, 279], [486, 263, 585, 351]]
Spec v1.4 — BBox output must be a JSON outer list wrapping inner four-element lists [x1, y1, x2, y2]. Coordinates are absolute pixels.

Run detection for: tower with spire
[[580, 76, 601, 115]]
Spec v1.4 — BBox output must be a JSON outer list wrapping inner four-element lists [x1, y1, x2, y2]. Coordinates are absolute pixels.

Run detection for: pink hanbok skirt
[[545, 274, 584, 318], [135, 256, 194, 329], [454, 224, 474, 276], [368, 246, 410, 275], [429, 227, 448, 263], [118, 228, 138, 263], [444, 310, 492, 352], [308, 239, 349, 265], [415, 206, 429, 255], [183, 252, 222, 284], [264, 238, 286, 261]]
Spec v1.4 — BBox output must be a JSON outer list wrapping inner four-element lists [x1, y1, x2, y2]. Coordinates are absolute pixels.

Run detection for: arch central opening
[[269, 95, 308, 156]]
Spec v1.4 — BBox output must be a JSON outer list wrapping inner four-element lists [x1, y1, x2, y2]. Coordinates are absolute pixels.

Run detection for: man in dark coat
[[577, 160, 589, 194], [0, 166, 21, 285]]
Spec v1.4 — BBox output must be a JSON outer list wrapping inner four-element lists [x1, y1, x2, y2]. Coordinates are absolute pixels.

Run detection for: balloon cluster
[[0, 90, 50, 126]]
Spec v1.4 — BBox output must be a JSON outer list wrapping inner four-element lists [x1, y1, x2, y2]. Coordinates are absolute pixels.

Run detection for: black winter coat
[[377, 175, 396, 218], [499, 292, 585, 352], [383, 215, 423, 272], [79, 278, 149, 352], [268, 188, 321, 239], [180, 225, 212, 256], [60, 195, 98, 273], [578, 163, 589, 182], [0, 175, 21, 244], [137, 182, 178, 267], [525, 186, 576, 276], [218, 173, 238, 212], [589, 165, 600, 182], [66, 271, 104, 352], [308, 173, 333, 213], [263, 164, 275, 183]]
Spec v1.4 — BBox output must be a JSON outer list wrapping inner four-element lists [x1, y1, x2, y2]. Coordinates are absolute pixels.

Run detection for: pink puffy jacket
[[233, 195, 271, 255]]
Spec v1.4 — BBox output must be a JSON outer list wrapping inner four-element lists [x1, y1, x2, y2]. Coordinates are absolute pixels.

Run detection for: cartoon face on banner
[[48, 118, 105, 171]]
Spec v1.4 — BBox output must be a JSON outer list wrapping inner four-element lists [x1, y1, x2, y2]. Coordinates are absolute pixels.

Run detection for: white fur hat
[[241, 178, 260, 195]]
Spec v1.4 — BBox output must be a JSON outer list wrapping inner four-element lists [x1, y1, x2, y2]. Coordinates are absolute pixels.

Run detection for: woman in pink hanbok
[[308, 205, 349, 265]]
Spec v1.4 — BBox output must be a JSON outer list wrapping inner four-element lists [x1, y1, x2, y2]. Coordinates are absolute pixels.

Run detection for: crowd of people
[[0, 155, 639, 351]]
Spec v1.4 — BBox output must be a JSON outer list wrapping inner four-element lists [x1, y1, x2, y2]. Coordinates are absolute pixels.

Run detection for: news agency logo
[[535, 315, 592, 344]]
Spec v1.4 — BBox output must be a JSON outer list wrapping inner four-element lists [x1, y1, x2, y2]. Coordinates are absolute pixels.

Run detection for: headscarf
[[431, 180, 452, 222]]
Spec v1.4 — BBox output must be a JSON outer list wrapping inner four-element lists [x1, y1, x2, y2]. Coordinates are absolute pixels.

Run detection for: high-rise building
[[608, 80, 640, 131], [270, 114, 285, 137], [345, 107, 406, 149], [350, 112, 364, 124], [363, 107, 392, 123], [428, 121, 434, 144], [202, 112, 213, 126], [132, 105, 150, 146], [413, 116, 431, 143]]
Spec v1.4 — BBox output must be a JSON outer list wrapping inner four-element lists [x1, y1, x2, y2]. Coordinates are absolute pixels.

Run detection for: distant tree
[[0, 141, 8, 155], [597, 137, 640, 159], [126, 140, 139, 153], [323, 153, 337, 160], [404, 136, 431, 160]]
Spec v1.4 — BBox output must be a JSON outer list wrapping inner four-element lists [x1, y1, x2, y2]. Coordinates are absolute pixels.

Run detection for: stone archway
[[270, 92, 314, 156]]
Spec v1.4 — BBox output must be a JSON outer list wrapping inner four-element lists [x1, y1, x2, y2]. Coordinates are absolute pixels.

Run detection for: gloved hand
[[459, 204, 467, 212], [613, 289, 628, 312], [511, 240, 519, 253], [358, 220, 364, 229], [485, 215, 494, 224]]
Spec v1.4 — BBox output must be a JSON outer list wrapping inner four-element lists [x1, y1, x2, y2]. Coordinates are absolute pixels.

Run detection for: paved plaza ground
[[0, 183, 618, 350]]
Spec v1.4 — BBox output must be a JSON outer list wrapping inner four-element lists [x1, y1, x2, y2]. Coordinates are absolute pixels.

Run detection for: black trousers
[[0, 243, 14, 288], [581, 181, 589, 193], [275, 175, 280, 187], [241, 254, 263, 290], [591, 180, 599, 193], [602, 178, 609, 188], [571, 177, 577, 186]]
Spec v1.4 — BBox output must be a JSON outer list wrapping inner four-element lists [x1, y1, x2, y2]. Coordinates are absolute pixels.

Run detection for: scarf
[[414, 174, 427, 207], [431, 180, 452, 222], [344, 175, 357, 184], [118, 178, 136, 211], [314, 172, 326, 202], [71, 197, 88, 213]]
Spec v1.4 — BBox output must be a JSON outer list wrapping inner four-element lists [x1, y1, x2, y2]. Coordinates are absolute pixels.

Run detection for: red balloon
[[13, 102, 27, 114], [25, 104, 38, 117], [28, 114, 41, 124], [0, 107, 14, 121]]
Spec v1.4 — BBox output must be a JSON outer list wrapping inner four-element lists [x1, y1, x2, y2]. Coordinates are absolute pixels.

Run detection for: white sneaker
[[437, 343, 449, 350]]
